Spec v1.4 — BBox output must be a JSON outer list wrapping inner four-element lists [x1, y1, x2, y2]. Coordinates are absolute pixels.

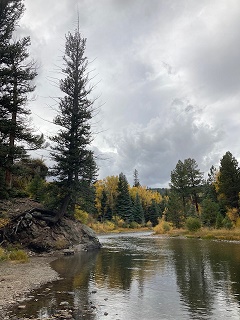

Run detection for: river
[[9, 232, 240, 319]]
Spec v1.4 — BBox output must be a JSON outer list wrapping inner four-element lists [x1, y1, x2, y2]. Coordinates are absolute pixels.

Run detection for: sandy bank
[[0, 256, 60, 319]]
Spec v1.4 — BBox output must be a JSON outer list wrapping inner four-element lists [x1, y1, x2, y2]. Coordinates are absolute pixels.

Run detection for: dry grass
[[191, 228, 240, 241], [8, 249, 29, 263], [0, 218, 9, 228], [0, 246, 29, 263], [155, 227, 240, 241], [90, 221, 151, 234], [0, 247, 8, 261]]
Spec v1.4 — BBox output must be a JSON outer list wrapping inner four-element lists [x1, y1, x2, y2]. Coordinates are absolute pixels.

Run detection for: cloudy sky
[[17, 0, 240, 187]]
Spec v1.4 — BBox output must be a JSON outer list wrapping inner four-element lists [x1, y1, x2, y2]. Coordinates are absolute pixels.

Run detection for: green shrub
[[74, 207, 89, 224], [8, 249, 29, 263], [186, 217, 201, 232], [27, 175, 46, 202], [0, 247, 7, 261], [222, 216, 233, 229], [129, 221, 139, 229], [215, 213, 224, 229]]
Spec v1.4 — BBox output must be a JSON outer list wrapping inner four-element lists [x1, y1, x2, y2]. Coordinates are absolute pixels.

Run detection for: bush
[[235, 217, 240, 228], [27, 175, 46, 202], [8, 249, 28, 263], [186, 217, 201, 232], [215, 213, 224, 229], [222, 216, 233, 229], [74, 207, 89, 224], [0, 218, 9, 228], [129, 221, 139, 229], [146, 220, 152, 228], [154, 219, 172, 234], [90, 220, 115, 233], [116, 218, 125, 228], [0, 247, 7, 261]]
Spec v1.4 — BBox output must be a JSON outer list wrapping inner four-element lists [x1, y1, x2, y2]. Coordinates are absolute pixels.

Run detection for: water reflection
[[9, 233, 240, 320], [170, 238, 240, 319]]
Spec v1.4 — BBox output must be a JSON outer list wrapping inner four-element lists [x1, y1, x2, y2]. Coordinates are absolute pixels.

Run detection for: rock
[[17, 305, 26, 309], [59, 301, 69, 306], [1, 198, 101, 253], [63, 249, 75, 256]]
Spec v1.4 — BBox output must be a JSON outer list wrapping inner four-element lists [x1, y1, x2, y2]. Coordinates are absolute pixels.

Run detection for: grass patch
[[8, 249, 29, 263], [0, 246, 29, 263], [154, 227, 240, 241], [0, 247, 8, 261], [0, 217, 9, 228], [89, 221, 151, 234]]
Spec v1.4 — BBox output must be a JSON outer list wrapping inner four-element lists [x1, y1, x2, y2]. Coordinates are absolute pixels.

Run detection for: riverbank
[[0, 255, 60, 319], [154, 227, 240, 241]]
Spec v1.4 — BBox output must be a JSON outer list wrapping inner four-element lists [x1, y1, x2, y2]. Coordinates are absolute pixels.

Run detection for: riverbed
[[7, 232, 240, 319]]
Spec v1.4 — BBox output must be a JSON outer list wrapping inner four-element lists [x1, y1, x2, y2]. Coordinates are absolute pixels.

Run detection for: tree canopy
[[50, 27, 98, 220]]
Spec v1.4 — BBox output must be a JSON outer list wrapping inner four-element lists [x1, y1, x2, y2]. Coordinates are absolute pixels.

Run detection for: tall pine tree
[[133, 192, 145, 224], [115, 172, 133, 223], [218, 151, 240, 209], [170, 160, 189, 212], [184, 158, 203, 213], [50, 27, 98, 220], [0, 0, 43, 191]]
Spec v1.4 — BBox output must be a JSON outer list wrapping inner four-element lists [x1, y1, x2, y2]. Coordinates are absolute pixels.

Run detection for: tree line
[[1, 1, 239, 231], [167, 152, 240, 229], [94, 171, 162, 227], [90, 151, 240, 230]]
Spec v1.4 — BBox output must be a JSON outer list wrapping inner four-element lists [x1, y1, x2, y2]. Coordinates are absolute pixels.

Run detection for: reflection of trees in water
[[94, 238, 167, 294], [170, 239, 240, 319], [206, 241, 240, 304], [51, 251, 99, 319], [170, 239, 214, 319], [14, 235, 240, 320]]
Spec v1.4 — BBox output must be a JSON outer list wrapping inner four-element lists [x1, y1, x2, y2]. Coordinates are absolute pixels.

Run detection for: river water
[[10, 232, 240, 319]]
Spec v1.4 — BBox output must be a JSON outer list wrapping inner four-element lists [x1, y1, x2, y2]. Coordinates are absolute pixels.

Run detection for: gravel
[[0, 256, 60, 319]]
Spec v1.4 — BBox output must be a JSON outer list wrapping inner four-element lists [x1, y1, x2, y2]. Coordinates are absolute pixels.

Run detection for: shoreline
[[0, 255, 60, 319]]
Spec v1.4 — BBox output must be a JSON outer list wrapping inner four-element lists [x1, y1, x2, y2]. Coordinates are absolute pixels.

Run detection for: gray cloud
[[19, 0, 240, 186]]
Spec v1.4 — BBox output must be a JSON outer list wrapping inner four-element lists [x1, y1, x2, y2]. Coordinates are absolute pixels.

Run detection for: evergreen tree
[[98, 189, 107, 222], [170, 158, 203, 214], [133, 169, 140, 187], [133, 193, 145, 224], [104, 204, 113, 221], [0, 0, 24, 46], [204, 165, 218, 202], [201, 198, 219, 227], [146, 199, 159, 227], [218, 151, 240, 209], [184, 158, 203, 212], [165, 191, 183, 228], [0, 1, 43, 191], [115, 172, 133, 222], [170, 160, 189, 212], [50, 27, 98, 220]]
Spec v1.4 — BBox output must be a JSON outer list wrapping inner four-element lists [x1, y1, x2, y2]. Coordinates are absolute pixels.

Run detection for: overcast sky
[[17, 0, 240, 187]]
